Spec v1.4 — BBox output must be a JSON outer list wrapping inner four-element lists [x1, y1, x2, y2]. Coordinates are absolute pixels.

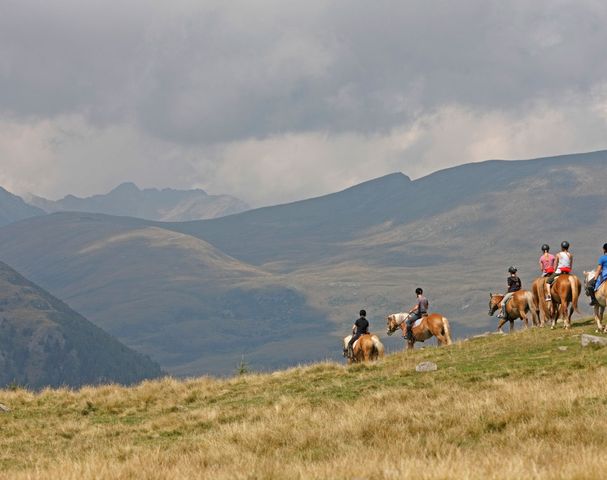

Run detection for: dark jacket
[[354, 316, 369, 335]]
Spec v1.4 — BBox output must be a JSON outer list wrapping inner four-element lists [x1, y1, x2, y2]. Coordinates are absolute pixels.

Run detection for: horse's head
[[488, 293, 502, 316], [583, 271, 596, 296], [386, 314, 398, 336], [584, 270, 596, 286]]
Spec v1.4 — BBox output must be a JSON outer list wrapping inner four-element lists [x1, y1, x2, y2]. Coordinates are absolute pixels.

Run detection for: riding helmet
[[508, 266, 517, 274], [415, 287, 423, 295], [561, 241, 570, 249], [541, 244, 550, 252], [359, 309, 366, 317]]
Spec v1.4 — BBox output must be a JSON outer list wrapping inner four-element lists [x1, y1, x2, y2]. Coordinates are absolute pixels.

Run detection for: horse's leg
[[562, 301, 570, 329], [601, 306, 607, 333], [407, 339, 414, 350], [509, 319, 514, 333], [550, 302, 558, 329], [497, 317, 507, 332]]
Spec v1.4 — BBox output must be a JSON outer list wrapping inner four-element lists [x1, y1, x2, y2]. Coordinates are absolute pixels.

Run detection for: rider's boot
[[347, 345, 354, 359], [405, 325, 413, 341], [590, 291, 598, 306]]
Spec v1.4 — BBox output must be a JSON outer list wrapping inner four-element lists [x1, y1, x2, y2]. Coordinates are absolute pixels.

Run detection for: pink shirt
[[539, 254, 556, 273]]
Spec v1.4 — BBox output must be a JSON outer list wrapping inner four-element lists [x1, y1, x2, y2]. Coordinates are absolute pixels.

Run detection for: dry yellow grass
[[1, 322, 607, 479]]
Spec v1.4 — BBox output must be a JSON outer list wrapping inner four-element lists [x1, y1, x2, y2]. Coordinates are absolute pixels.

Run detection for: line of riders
[[342, 241, 607, 363]]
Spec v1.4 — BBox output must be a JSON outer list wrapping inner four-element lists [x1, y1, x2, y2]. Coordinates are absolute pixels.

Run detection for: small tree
[[236, 354, 249, 376]]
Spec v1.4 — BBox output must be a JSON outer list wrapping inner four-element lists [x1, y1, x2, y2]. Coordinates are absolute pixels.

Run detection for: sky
[[1, 0, 607, 207]]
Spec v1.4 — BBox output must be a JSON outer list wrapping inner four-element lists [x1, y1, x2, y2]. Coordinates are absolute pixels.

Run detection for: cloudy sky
[[1, 0, 606, 206]]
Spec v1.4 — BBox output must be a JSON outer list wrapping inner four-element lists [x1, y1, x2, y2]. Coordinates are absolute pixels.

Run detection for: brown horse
[[584, 271, 607, 333], [342, 333, 384, 364], [488, 291, 539, 332], [549, 274, 580, 329], [531, 277, 550, 327], [386, 313, 452, 350]]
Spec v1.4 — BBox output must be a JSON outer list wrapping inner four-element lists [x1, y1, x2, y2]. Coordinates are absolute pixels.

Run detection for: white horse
[[584, 270, 607, 333]]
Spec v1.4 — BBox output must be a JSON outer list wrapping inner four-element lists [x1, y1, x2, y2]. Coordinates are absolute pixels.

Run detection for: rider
[[588, 243, 607, 306], [497, 266, 521, 318], [539, 244, 556, 301], [346, 309, 369, 359], [405, 288, 428, 340], [545, 241, 573, 300]]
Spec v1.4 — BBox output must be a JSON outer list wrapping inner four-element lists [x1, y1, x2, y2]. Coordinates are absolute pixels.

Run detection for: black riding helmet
[[415, 287, 423, 295], [541, 244, 550, 252], [561, 241, 570, 249], [508, 266, 517, 274], [359, 309, 366, 317]]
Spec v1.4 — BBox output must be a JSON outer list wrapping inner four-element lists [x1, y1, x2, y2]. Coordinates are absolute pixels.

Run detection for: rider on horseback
[[546, 241, 573, 301], [405, 288, 428, 340], [497, 266, 521, 318], [588, 243, 607, 306], [346, 309, 369, 359], [539, 244, 556, 302]]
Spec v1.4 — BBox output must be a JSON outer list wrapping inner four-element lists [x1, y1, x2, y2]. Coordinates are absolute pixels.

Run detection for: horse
[[386, 313, 452, 350], [548, 274, 580, 329], [583, 271, 607, 333], [342, 333, 384, 364], [488, 291, 539, 333], [531, 277, 550, 327]]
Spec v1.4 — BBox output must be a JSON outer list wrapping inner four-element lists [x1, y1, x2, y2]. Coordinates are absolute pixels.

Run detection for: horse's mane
[[390, 312, 410, 325]]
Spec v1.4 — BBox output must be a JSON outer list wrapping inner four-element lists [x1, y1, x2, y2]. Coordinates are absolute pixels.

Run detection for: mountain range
[[25, 182, 249, 221], [0, 261, 162, 388], [0, 150, 606, 376]]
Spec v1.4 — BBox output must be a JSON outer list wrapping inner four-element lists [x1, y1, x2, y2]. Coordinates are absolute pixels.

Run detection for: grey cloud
[[2, 1, 607, 144]]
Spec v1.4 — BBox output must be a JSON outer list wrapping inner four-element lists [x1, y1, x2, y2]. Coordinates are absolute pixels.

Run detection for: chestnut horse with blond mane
[[342, 333, 384, 364], [488, 290, 539, 332], [386, 313, 452, 350], [584, 270, 607, 333], [548, 273, 581, 329]]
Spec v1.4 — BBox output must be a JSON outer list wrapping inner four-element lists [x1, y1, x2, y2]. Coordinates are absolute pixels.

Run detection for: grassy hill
[[0, 261, 162, 388], [0, 321, 606, 479], [0, 150, 606, 376]]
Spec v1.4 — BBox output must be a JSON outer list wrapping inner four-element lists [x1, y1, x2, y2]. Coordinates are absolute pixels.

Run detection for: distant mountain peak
[[111, 182, 141, 193]]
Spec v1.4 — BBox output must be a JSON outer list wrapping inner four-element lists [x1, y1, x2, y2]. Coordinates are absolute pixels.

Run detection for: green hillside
[[0, 262, 162, 388], [0, 321, 606, 479]]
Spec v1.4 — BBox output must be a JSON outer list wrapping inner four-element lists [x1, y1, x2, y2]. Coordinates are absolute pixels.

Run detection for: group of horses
[[342, 312, 452, 364], [489, 270, 607, 334], [341, 270, 607, 365]]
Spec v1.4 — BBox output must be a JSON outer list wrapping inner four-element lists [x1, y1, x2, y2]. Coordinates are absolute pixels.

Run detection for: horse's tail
[[569, 275, 580, 313], [525, 290, 539, 326], [371, 335, 385, 359], [441, 316, 453, 345]]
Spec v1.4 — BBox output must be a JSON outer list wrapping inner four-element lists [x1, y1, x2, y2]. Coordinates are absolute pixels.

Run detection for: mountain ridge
[[25, 182, 250, 222]]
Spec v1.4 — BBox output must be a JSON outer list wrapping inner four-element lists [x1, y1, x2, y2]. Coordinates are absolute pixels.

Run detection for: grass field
[[1, 319, 607, 479]]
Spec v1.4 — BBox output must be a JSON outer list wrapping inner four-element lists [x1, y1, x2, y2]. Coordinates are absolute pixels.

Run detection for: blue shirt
[[599, 255, 607, 281]]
